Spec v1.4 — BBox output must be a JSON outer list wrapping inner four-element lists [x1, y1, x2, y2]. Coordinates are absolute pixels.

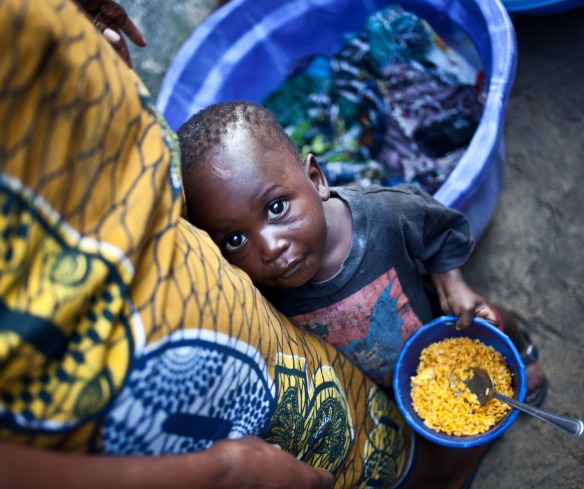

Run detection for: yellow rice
[[410, 337, 514, 436]]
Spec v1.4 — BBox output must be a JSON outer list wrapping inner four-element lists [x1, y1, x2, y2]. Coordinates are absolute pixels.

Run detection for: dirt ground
[[123, 1, 584, 487], [462, 8, 584, 489]]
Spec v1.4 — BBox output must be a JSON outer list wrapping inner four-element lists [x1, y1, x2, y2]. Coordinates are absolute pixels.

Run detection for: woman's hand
[[209, 437, 334, 489], [430, 269, 498, 330], [75, 0, 146, 68]]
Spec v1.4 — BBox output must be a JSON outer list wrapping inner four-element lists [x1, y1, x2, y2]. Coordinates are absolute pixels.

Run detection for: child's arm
[[430, 268, 499, 330]]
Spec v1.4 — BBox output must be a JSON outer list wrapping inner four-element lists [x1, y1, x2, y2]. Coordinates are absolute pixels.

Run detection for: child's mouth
[[280, 256, 306, 279]]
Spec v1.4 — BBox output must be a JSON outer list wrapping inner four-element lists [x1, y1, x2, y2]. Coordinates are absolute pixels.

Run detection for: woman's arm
[[0, 437, 333, 489]]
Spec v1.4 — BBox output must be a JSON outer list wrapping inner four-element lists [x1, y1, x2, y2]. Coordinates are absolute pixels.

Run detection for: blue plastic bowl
[[157, 0, 517, 240], [393, 315, 526, 447]]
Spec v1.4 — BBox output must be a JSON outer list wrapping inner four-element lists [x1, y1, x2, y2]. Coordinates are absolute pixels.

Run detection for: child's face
[[184, 127, 330, 289]]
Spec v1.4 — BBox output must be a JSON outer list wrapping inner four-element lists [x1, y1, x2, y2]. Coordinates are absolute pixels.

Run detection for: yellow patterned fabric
[[0, 0, 412, 487]]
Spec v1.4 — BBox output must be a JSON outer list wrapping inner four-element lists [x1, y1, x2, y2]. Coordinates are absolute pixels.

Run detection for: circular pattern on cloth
[[101, 329, 276, 454]]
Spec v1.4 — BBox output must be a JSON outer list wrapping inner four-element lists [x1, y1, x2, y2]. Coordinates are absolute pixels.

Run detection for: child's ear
[[303, 154, 330, 201]]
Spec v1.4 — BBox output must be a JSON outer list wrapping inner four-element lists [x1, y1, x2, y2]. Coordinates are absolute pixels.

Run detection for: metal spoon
[[463, 367, 583, 438]]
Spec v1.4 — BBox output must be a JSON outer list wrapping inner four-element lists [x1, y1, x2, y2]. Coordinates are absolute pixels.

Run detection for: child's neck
[[311, 196, 352, 282]]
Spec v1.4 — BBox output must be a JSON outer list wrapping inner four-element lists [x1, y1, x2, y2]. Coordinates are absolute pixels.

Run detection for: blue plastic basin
[[157, 0, 517, 239]]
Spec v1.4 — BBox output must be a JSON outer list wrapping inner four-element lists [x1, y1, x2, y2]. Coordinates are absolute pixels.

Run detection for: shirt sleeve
[[392, 184, 475, 272]]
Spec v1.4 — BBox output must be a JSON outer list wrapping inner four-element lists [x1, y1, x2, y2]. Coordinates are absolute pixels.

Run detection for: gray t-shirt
[[265, 184, 474, 386]]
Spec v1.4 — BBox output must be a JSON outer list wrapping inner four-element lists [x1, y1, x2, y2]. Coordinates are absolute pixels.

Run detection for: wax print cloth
[[0, 1, 413, 487]]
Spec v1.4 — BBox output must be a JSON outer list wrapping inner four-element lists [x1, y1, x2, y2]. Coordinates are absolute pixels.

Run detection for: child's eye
[[267, 200, 288, 220], [224, 233, 247, 252]]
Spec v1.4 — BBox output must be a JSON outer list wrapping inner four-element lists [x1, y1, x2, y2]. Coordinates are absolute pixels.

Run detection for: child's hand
[[430, 269, 499, 330]]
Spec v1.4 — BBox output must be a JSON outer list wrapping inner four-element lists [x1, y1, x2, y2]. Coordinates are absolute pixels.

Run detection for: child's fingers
[[454, 309, 474, 330], [474, 302, 499, 326]]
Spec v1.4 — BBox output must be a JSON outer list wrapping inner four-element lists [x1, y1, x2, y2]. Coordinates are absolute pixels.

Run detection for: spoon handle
[[494, 393, 584, 438]]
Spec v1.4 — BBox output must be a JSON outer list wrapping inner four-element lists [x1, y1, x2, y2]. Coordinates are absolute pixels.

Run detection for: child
[[178, 100, 546, 403]]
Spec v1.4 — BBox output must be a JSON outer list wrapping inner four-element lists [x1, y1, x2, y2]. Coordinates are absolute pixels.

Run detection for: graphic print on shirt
[[289, 269, 422, 386]]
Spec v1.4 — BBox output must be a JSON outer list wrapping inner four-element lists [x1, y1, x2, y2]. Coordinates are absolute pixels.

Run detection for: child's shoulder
[[332, 183, 433, 201]]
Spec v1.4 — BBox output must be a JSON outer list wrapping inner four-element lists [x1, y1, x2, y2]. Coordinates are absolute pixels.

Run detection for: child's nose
[[258, 228, 289, 262]]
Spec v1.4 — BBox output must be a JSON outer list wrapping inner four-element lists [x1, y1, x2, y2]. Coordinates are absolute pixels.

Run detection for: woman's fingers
[[99, 0, 147, 47], [76, 0, 146, 68]]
